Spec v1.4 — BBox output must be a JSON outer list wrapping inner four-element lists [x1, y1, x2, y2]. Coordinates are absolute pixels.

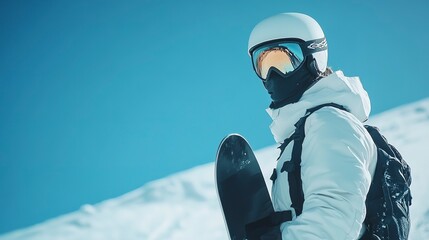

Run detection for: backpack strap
[[279, 103, 348, 216]]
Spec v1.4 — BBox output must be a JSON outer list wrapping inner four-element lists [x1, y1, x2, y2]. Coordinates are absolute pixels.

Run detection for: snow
[[1, 98, 429, 240]]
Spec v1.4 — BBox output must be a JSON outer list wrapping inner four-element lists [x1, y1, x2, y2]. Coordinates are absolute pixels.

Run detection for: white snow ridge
[[1, 98, 429, 240]]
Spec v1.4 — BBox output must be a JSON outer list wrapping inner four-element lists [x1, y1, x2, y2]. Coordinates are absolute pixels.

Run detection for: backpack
[[271, 103, 412, 240]]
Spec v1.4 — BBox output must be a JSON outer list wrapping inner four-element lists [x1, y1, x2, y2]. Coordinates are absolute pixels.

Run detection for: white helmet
[[248, 12, 328, 73]]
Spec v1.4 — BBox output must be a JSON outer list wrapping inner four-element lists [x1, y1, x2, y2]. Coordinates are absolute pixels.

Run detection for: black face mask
[[263, 55, 321, 109]]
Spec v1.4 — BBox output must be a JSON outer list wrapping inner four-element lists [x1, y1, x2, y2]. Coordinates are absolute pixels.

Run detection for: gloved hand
[[246, 225, 281, 240], [245, 211, 291, 240], [259, 227, 282, 240]]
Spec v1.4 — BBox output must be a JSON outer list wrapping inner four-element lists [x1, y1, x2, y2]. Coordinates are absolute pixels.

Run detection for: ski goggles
[[249, 38, 327, 80]]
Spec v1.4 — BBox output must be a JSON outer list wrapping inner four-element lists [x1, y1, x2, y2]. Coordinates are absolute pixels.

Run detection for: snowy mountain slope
[[1, 98, 428, 240]]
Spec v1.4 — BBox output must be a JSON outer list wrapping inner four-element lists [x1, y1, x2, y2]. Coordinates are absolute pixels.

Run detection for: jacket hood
[[266, 70, 371, 143]]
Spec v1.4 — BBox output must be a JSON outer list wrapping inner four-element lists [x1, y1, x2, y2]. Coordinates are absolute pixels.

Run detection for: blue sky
[[1, 0, 428, 234]]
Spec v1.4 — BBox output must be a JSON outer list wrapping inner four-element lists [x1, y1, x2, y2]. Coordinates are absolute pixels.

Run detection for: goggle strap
[[301, 37, 327, 56]]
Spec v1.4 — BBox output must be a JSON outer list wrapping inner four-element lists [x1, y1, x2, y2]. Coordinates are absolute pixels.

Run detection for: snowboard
[[215, 134, 278, 240]]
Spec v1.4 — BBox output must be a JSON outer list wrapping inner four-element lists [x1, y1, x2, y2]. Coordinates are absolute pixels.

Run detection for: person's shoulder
[[307, 106, 356, 126], [304, 106, 365, 139]]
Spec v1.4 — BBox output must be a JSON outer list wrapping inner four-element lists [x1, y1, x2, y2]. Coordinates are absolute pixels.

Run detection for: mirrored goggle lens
[[252, 43, 304, 80]]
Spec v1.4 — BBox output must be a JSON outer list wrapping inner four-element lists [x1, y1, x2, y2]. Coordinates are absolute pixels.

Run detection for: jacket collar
[[266, 70, 371, 143]]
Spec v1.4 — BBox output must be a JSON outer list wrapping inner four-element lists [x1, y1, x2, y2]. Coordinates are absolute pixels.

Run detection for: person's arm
[[281, 107, 376, 239]]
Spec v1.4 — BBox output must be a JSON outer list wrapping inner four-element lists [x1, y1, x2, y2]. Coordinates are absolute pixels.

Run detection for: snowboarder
[[247, 12, 379, 239]]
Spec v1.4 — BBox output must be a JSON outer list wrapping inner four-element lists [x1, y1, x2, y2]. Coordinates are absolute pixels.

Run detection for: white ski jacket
[[266, 71, 378, 240]]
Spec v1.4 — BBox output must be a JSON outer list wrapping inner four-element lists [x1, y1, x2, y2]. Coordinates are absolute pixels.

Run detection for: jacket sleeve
[[281, 107, 376, 239]]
